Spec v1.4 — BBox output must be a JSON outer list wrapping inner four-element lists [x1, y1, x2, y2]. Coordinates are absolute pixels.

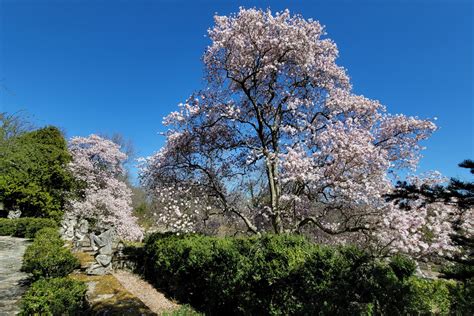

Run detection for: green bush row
[[0, 217, 57, 238], [144, 233, 457, 315], [19, 277, 88, 315], [21, 227, 79, 279]]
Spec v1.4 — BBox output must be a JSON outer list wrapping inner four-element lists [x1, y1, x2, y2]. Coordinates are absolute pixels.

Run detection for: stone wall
[[60, 216, 126, 275]]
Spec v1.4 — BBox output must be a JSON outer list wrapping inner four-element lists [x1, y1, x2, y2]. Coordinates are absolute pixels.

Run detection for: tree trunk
[[266, 154, 282, 234]]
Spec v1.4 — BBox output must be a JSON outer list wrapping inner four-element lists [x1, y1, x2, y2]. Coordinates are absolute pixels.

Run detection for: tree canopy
[[0, 122, 73, 220], [139, 8, 453, 257], [67, 134, 143, 240]]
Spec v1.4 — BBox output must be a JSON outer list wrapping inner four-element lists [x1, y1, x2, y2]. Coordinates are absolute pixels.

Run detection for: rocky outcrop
[[86, 228, 118, 275]]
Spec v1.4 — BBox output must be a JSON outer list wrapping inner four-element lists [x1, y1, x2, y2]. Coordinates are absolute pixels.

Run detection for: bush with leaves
[[0, 218, 57, 238], [21, 228, 79, 279], [144, 233, 455, 315], [0, 218, 16, 236], [20, 277, 87, 315], [402, 278, 455, 315]]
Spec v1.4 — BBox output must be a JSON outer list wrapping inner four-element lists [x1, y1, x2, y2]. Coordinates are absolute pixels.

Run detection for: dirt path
[[0, 236, 30, 316], [113, 270, 179, 315]]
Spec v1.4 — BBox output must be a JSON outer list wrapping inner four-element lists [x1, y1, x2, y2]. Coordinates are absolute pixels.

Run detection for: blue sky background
[[1, 0, 472, 182]]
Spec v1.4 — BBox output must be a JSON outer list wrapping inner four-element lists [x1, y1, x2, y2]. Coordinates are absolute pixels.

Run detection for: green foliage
[[20, 277, 88, 315], [0, 217, 57, 238], [442, 261, 474, 283], [389, 253, 417, 280], [162, 305, 203, 316], [18, 226, 85, 315], [134, 202, 148, 216], [0, 218, 16, 236], [0, 125, 74, 220], [22, 227, 79, 279], [293, 246, 414, 315], [449, 278, 474, 315], [404, 278, 454, 315], [144, 233, 456, 315]]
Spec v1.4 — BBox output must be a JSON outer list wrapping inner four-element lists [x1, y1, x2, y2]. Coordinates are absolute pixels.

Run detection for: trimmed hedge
[[0, 217, 57, 238], [19, 277, 88, 315], [144, 233, 456, 315], [21, 227, 79, 279]]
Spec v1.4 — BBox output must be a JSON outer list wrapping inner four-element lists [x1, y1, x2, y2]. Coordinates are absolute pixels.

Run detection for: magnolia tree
[[68, 134, 143, 241], [386, 162, 473, 262], [380, 172, 457, 257], [140, 8, 454, 257]]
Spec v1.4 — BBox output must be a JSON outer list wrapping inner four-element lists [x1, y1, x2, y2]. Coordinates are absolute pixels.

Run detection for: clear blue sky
[[1, 0, 472, 181]]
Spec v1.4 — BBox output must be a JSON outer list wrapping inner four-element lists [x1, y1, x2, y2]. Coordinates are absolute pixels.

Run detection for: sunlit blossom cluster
[[68, 135, 143, 241], [151, 186, 208, 233], [377, 201, 456, 257]]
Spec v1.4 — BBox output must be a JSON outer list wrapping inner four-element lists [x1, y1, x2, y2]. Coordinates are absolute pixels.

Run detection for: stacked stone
[[60, 215, 120, 275]]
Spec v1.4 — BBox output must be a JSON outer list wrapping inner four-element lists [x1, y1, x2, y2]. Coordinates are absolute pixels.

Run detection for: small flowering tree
[[68, 134, 143, 241], [141, 8, 452, 256]]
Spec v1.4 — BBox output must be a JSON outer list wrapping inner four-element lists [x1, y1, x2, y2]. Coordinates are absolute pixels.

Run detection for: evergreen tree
[[0, 125, 74, 220]]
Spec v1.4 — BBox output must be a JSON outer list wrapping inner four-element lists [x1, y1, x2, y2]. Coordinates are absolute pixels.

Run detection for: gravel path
[[0, 236, 30, 316], [113, 270, 179, 314]]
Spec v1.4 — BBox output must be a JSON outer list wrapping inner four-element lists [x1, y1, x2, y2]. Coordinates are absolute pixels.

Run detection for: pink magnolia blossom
[[140, 8, 453, 257], [67, 134, 143, 241]]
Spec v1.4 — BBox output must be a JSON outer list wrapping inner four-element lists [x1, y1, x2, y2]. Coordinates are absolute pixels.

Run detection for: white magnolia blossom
[[152, 186, 203, 233]]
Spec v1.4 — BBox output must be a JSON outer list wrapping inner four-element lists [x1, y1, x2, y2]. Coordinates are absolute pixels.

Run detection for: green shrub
[[291, 246, 420, 315], [22, 227, 79, 279], [23, 218, 58, 238], [32, 227, 64, 246], [389, 253, 417, 280], [0, 218, 16, 236], [233, 234, 314, 315], [20, 277, 87, 315], [449, 278, 474, 315], [0, 217, 57, 238], [404, 277, 454, 315], [143, 233, 456, 315]]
